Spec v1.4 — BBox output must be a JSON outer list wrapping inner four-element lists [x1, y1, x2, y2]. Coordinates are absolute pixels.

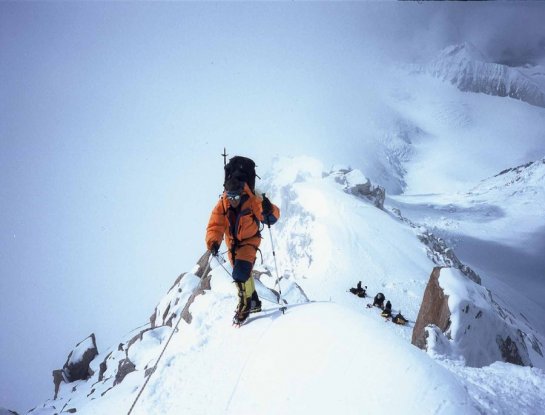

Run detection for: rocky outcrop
[[391, 208, 481, 284], [412, 267, 541, 368], [114, 358, 136, 385], [98, 352, 111, 382], [60, 334, 98, 383], [52, 369, 64, 399], [348, 180, 385, 209], [194, 251, 213, 278], [181, 272, 212, 324], [497, 335, 525, 366], [51, 334, 99, 400], [150, 251, 212, 328], [417, 231, 481, 284], [327, 167, 386, 209], [412, 267, 451, 349]]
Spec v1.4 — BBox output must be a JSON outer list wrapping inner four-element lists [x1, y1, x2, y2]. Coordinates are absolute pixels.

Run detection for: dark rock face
[[412, 267, 452, 349], [497, 335, 525, 366], [417, 232, 481, 284], [182, 272, 212, 324], [114, 358, 136, 385], [348, 182, 386, 209], [326, 168, 386, 209], [391, 208, 481, 285], [62, 334, 99, 382], [52, 334, 99, 399], [195, 251, 212, 278], [52, 369, 65, 399], [412, 267, 537, 368], [150, 252, 213, 328], [98, 352, 112, 382]]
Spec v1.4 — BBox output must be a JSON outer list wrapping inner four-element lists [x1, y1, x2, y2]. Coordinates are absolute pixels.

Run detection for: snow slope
[[392, 158, 545, 245], [27, 156, 545, 415], [257, 157, 436, 328], [390, 157, 545, 316], [345, 42, 545, 198], [137, 301, 478, 415]]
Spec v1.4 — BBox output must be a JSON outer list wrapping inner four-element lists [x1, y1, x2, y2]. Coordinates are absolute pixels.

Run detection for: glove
[[261, 195, 273, 216], [210, 242, 220, 256]]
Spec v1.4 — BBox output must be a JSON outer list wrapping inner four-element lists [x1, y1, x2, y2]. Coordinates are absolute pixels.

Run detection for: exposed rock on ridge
[[327, 167, 386, 209], [412, 267, 451, 349], [62, 333, 98, 382], [391, 208, 481, 284], [412, 267, 543, 368]]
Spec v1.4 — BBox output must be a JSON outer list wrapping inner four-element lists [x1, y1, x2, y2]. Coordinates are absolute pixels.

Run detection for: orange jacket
[[206, 183, 280, 263]]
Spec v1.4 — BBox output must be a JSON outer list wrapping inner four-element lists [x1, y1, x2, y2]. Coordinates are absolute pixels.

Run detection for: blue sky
[[2, 2, 545, 412]]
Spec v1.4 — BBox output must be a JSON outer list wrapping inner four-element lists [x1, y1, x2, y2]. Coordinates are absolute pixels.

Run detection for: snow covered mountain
[[26, 157, 545, 415], [390, 156, 545, 311], [5, 3, 545, 411], [414, 43, 545, 108], [341, 43, 545, 199], [10, 39, 545, 414]]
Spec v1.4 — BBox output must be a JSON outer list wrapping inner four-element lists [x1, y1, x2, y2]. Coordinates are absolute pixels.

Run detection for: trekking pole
[[263, 193, 286, 313]]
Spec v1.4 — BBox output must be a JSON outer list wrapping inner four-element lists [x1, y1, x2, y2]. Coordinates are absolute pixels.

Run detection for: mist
[[2, 2, 544, 412]]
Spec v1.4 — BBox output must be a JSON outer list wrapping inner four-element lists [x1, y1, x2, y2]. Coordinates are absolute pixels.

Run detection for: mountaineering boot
[[233, 282, 251, 325], [250, 290, 262, 314]]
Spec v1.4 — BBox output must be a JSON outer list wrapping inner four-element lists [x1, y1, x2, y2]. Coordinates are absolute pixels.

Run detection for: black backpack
[[224, 156, 258, 192]]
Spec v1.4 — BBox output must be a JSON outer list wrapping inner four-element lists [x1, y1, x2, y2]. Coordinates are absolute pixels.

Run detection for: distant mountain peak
[[469, 157, 545, 201], [494, 157, 545, 178], [437, 42, 486, 62], [415, 43, 545, 108]]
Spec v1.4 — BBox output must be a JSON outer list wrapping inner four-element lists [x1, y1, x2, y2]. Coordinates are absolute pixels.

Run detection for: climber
[[381, 300, 392, 318], [349, 281, 367, 298], [392, 311, 408, 325], [206, 159, 280, 325], [373, 292, 386, 309]]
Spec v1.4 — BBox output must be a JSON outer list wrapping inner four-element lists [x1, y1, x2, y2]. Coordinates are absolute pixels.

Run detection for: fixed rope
[[126, 255, 212, 415]]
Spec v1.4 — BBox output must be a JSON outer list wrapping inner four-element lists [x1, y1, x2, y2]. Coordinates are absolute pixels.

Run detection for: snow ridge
[[24, 156, 545, 415]]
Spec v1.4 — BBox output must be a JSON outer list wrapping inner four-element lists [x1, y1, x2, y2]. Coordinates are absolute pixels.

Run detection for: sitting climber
[[392, 311, 408, 325], [381, 300, 392, 318], [373, 292, 385, 309], [349, 281, 367, 298]]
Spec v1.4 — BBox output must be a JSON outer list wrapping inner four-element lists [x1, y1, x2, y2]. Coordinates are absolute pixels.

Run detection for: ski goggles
[[226, 191, 242, 201]]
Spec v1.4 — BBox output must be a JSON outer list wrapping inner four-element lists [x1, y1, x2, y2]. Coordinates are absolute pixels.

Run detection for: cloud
[[359, 3, 545, 66]]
